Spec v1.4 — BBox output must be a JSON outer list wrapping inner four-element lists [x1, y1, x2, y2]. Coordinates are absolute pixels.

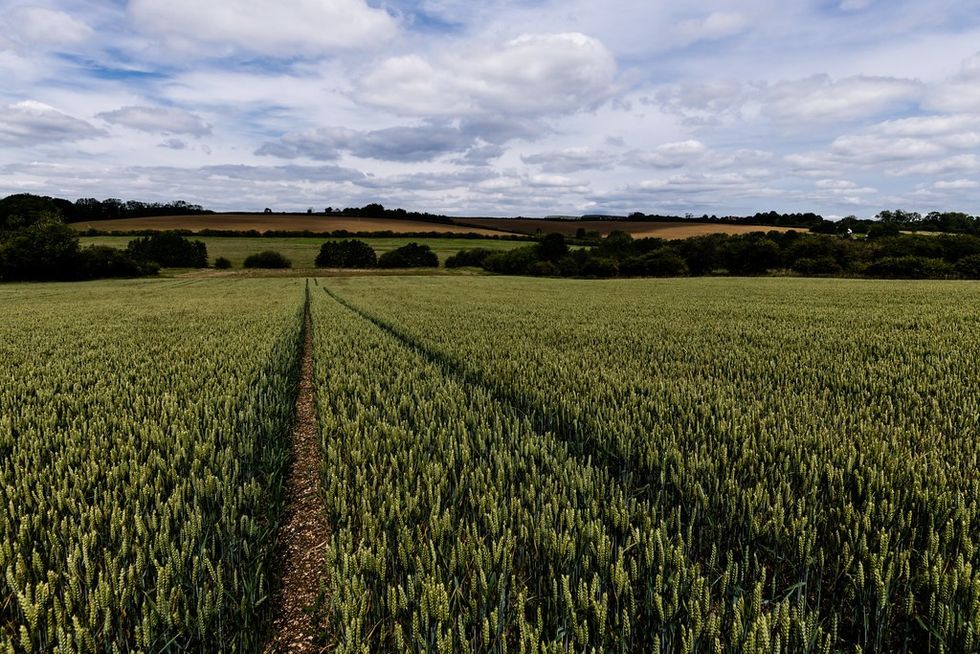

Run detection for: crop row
[[0, 279, 304, 652], [310, 285, 855, 652], [325, 276, 980, 653]]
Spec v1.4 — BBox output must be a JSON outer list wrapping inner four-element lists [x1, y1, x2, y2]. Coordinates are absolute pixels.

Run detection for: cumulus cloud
[[1, 7, 92, 49], [129, 0, 398, 56], [98, 106, 211, 136], [356, 32, 617, 117], [0, 101, 104, 146], [923, 52, 980, 113], [763, 75, 923, 123], [652, 80, 750, 124], [829, 134, 944, 162]]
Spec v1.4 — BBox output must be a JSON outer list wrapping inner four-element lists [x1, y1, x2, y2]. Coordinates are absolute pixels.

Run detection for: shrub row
[[455, 230, 980, 279]]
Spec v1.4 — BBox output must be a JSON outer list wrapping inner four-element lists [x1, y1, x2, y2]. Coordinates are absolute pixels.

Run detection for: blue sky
[[1, 0, 980, 217]]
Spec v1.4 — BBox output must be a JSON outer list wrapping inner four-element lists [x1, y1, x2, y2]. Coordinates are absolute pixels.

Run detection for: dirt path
[[265, 310, 329, 653]]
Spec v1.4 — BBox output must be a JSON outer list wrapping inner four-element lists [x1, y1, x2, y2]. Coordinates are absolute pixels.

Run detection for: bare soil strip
[[264, 309, 329, 653]]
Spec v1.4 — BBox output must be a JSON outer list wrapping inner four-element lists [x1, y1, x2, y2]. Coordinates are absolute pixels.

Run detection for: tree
[[243, 250, 292, 269], [361, 203, 386, 218], [721, 237, 782, 275], [537, 233, 569, 261], [0, 220, 80, 281], [377, 243, 438, 268], [127, 232, 208, 268], [78, 246, 159, 279], [445, 248, 494, 268], [315, 240, 377, 268], [0, 195, 64, 232]]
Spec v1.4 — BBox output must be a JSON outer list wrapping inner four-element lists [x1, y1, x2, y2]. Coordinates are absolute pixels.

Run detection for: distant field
[[80, 235, 530, 268], [458, 218, 801, 238], [71, 213, 510, 236]]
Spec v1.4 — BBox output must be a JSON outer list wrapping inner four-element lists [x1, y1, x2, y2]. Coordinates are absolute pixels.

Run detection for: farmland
[[69, 214, 508, 236], [315, 276, 980, 652], [459, 218, 801, 238], [0, 279, 304, 652], [78, 235, 530, 269], [2, 275, 979, 652]]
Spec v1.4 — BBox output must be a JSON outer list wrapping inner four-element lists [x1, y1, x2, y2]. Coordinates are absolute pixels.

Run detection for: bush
[[127, 232, 208, 268], [792, 256, 842, 276], [536, 233, 569, 261], [0, 221, 81, 281], [213, 257, 232, 269], [582, 257, 619, 278], [483, 247, 539, 275], [315, 240, 377, 268], [243, 250, 292, 269], [528, 260, 560, 276], [445, 248, 494, 268], [721, 237, 783, 275], [864, 256, 954, 279], [78, 246, 159, 279], [955, 254, 980, 279], [621, 248, 689, 277], [377, 243, 438, 268], [866, 222, 902, 239]]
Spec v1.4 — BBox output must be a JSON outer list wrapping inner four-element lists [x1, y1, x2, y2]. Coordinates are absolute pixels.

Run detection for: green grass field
[[80, 235, 530, 268]]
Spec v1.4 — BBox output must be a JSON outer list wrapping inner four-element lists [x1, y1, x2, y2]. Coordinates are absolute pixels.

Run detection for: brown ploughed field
[[72, 213, 510, 236]]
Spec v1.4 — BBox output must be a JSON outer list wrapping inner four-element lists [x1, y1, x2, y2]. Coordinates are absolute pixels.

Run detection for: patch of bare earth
[[265, 311, 329, 653]]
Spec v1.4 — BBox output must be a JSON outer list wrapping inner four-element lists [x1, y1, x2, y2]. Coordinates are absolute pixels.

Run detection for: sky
[[1, 1, 980, 217]]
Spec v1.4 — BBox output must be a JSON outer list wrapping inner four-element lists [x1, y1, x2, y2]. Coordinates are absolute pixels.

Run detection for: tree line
[[0, 193, 212, 224], [0, 202, 209, 281], [626, 209, 980, 235], [447, 230, 980, 280]]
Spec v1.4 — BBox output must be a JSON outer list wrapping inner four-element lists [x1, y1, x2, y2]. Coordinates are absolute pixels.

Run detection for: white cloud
[[357, 32, 617, 117], [527, 173, 587, 189], [129, 0, 398, 56], [1, 7, 92, 49], [624, 140, 707, 168], [830, 134, 944, 162], [889, 154, 980, 176], [653, 80, 749, 124], [98, 106, 211, 136], [872, 114, 980, 136], [933, 179, 978, 190], [675, 12, 748, 46], [763, 75, 922, 122], [522, 147, 617, 173], [0, 101, 104, 146], [816, 179, 860, 190], [256, 124, 475, 162], [923, 51, 980, 113]]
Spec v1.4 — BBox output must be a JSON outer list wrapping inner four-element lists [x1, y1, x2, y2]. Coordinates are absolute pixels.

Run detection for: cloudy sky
[[1, 0, 980, 217]]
